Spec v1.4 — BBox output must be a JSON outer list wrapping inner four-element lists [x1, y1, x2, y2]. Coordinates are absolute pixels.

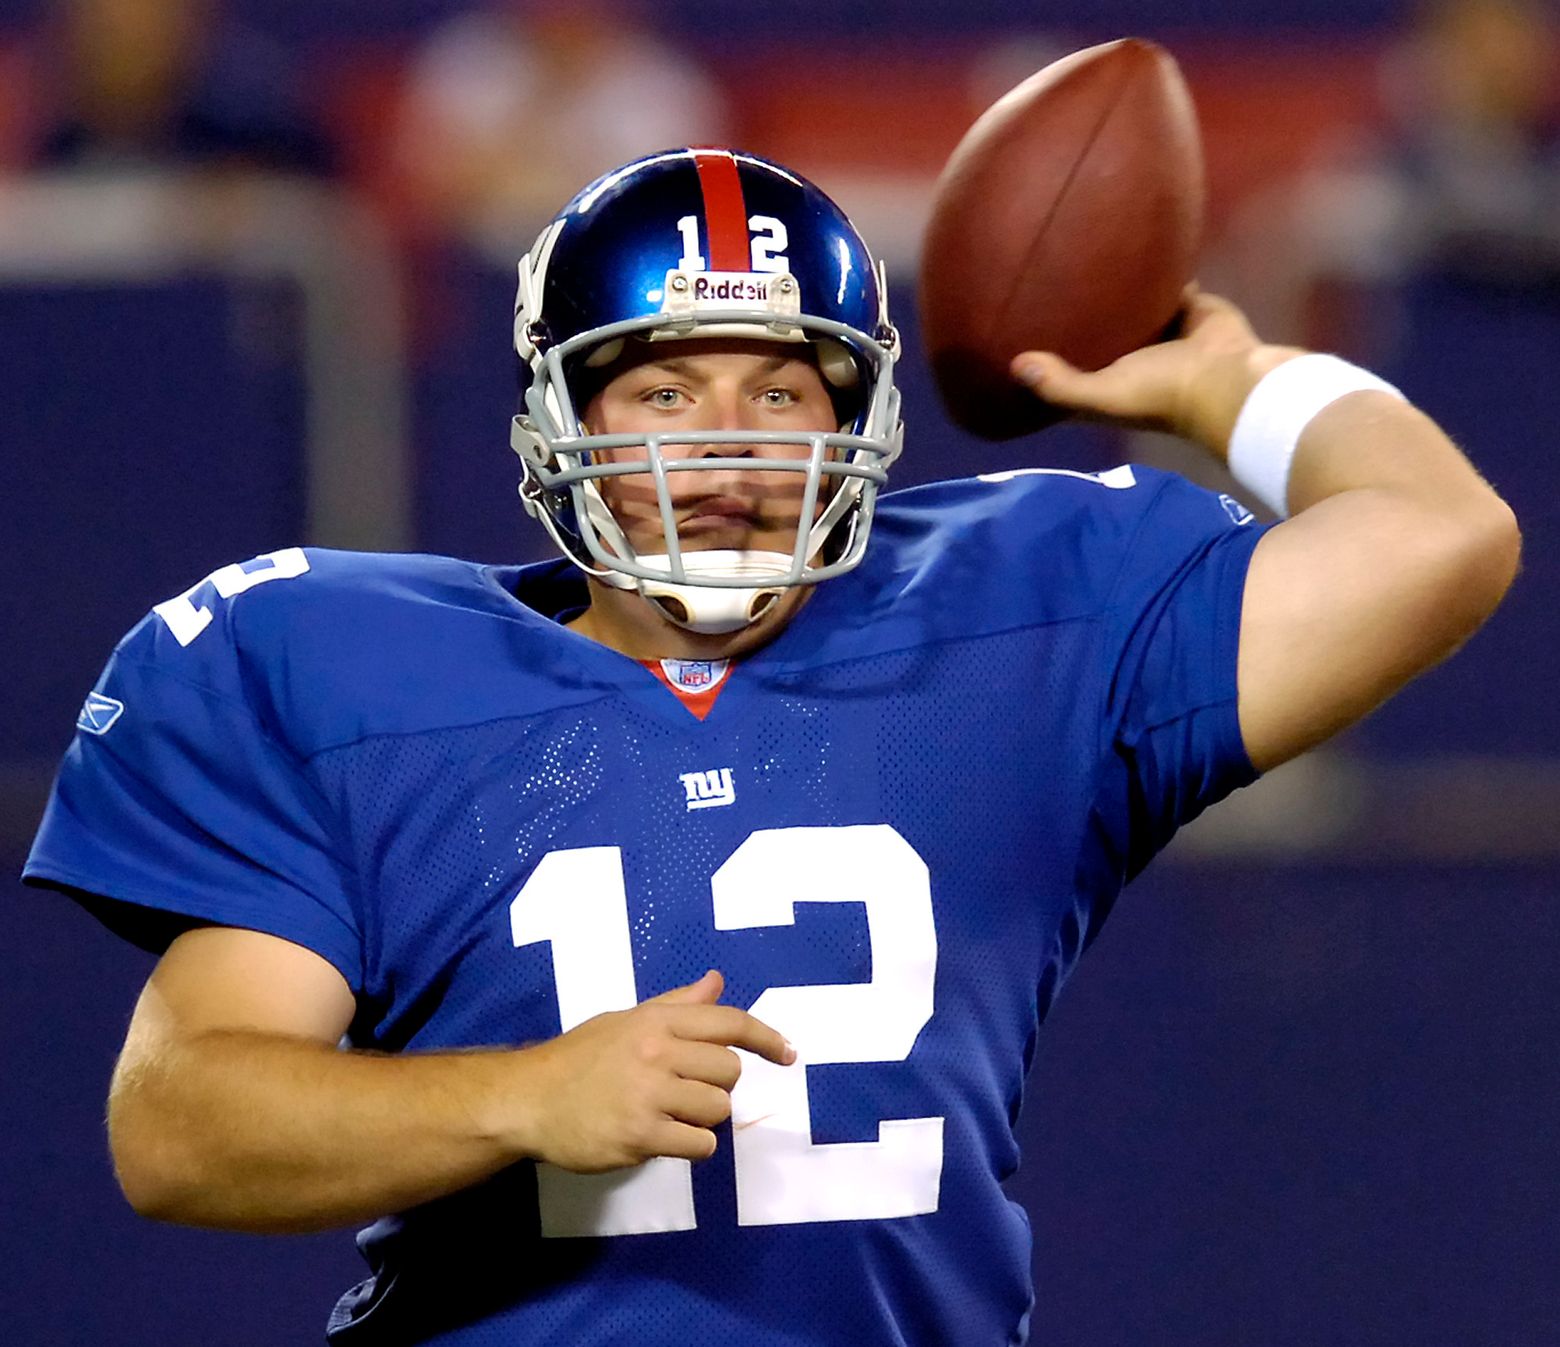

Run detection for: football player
[[24, 148, 1518, 1344]]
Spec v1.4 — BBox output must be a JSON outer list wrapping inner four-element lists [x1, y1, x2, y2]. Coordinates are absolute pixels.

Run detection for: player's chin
[[614, 524, 792, 555], [622, 522, 799, 557]]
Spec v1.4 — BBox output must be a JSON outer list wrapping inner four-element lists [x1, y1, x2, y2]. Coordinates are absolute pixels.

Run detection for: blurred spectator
[[1292, 0, 1560, 296], [394, 0, 728, 260], [34, 0, 336, 176], [1375, 0, 1560, 285]]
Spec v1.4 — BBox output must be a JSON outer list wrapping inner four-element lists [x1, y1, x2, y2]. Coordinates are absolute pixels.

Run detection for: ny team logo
[[679, 767, 736, 811]]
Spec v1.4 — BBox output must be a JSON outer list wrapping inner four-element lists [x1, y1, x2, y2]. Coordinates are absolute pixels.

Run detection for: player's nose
[[689, 400, 760, 460]]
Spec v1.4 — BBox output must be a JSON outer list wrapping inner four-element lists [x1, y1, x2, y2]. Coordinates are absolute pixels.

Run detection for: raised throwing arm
[[1013, 291, 1521, 773]]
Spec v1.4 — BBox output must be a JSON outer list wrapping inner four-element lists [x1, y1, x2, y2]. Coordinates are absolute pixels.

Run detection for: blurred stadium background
[[3, 1, 1558, 1342]]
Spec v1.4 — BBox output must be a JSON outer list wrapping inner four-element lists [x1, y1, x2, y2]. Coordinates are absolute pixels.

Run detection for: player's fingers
[[665, 1040, 743, 1090], [646, 969, 723, 1006], [660, 1078, 734, 1129], [1180, 288, 1256, 341], [1011, 351, 1158, 420], [668, 1004, 796, 1065], [1187, 288, 1242, 319], [645, 1118, 720, 1162]]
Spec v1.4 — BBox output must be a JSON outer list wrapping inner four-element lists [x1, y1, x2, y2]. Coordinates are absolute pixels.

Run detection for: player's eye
[[641, 386, 689, 410], [759, 386, 799, 408]]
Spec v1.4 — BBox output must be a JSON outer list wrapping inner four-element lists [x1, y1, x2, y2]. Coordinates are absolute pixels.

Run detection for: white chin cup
[[609, 551, 792, 635]]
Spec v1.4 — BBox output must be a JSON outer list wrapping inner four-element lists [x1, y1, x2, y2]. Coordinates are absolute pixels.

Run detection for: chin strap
[[600, 551, 792, 635]]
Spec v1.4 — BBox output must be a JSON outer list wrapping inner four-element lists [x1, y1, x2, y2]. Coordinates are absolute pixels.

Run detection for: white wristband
[[1227, 354, 1405, 518]]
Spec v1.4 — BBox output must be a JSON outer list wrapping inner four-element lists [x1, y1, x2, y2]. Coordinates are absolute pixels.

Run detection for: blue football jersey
[[25, 468, 1269, 1346]]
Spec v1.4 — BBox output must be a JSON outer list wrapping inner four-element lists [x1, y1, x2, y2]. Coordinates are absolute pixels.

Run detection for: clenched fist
[[516, 970, 795, 1173]]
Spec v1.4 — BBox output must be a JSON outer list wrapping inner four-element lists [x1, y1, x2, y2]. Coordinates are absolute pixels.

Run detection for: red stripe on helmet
[[691, 150, 750, 272]]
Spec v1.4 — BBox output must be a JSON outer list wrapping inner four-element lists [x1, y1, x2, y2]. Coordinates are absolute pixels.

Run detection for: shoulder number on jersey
[[153, 549, 310, 647], [977, 465, 1138, 489]]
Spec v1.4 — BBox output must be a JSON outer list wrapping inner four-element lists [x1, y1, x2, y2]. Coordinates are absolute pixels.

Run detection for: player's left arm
[[1013, 291, 1522, 773]]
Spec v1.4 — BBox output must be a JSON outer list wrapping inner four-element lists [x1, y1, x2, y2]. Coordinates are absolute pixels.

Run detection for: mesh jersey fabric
[[24, 467, 1270, 1346]]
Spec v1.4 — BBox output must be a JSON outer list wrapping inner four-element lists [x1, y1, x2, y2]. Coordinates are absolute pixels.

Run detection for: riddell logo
[[693, 275, 770, 302]]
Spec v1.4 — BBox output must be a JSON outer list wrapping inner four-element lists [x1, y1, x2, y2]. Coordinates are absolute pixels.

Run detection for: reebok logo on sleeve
[[76, 692, 125, 736]]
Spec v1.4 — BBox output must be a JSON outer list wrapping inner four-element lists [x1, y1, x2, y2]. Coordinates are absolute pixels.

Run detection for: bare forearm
[[1295, 391, 1519, 620], [1202, 345, 1511, 523], [109, 942, 791, 1237], [1180, 337, 1520, 643], [1222, 357, 1520, 770], [109, 1029, 535, 1234]]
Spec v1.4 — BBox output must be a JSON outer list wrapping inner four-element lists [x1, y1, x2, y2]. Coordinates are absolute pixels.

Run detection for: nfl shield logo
[[663, 658, 725, 691]]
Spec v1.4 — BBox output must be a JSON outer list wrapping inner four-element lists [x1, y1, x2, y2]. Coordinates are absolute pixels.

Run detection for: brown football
[[918, 38, 1205, 440]]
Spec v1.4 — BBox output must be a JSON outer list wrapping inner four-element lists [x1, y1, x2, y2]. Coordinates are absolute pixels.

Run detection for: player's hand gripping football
[[1010, 288, 1301, 459], [518, 969, 794, 1173]]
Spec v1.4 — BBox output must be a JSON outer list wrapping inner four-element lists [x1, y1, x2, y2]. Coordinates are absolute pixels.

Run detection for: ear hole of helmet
[[814, 338, 860, 389]]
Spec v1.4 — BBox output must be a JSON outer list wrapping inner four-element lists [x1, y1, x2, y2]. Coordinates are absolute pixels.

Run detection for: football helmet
[[511, 148, 903, 634]]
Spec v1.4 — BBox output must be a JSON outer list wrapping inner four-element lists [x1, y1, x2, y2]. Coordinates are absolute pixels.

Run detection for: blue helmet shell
[[527, 148, 894, 381]]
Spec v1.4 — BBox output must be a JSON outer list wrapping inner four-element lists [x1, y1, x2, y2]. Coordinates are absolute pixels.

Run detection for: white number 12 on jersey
[[509, 824, 942, 1237]]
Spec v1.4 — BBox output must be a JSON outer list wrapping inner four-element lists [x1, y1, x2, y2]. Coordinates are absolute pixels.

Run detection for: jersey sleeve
[[22, 602, 363, 988], [1099, 474, 1272, 878]]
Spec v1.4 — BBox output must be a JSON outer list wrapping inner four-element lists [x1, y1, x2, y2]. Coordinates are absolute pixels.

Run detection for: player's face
[[581, 339, 839, 556]]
